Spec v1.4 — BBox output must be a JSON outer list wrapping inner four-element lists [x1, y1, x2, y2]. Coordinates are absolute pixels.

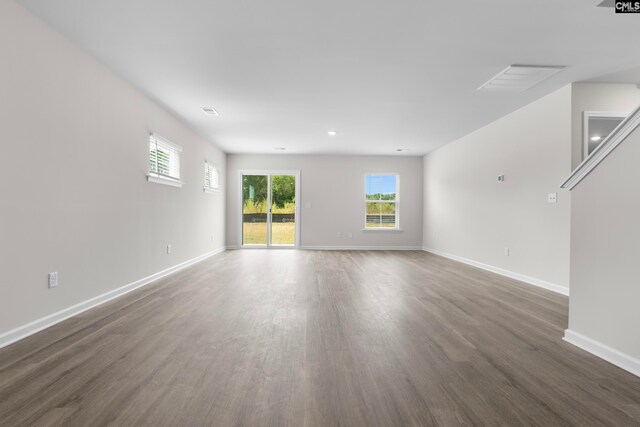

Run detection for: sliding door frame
[[239, 169, 301, 248]]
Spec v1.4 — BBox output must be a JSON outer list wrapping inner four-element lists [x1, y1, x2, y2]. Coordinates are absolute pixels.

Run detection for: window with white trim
[[148, 133, 182, 187], [204, 161, 220, 192], [365, 174, 399, 229]]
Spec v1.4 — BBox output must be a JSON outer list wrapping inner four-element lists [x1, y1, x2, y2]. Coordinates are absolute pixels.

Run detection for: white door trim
[[581, 110, 628, 161]]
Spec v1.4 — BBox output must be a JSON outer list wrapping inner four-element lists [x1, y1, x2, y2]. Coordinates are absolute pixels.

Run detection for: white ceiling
[[17, 0, 640, 155]]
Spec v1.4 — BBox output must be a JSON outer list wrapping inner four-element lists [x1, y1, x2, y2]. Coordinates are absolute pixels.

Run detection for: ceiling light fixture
[[201, 107, 219, 116], [590, 136, 602, 142], [478, 65, 565, 92], [327, 130, 337, 136]]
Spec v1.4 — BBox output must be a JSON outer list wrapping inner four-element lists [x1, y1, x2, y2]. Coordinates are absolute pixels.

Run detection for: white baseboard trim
[[422, 247, 569, 296], [227, 246, 299, 250], [226, 245, 422, 251], [301, 246, 423, 251], [0, 247, 226, 350], [564, 329, 640, 378]]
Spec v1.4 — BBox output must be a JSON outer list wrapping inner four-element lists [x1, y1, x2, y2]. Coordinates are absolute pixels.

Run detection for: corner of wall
[[421, 85, 572, 292]]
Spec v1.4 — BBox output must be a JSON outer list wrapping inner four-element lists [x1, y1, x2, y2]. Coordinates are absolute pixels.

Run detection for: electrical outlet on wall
[[504, 247, 510, 256], [167, 244, 172, 254], [48, 272, 58, 288], [548, 193, 557, 203]]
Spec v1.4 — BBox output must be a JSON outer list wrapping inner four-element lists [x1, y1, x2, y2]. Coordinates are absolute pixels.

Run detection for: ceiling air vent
[[478, 65, 565, 92], [201, 107, 219, 116]]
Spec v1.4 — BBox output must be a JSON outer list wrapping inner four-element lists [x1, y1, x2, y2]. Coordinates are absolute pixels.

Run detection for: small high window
[[204, 161, 220, 192], [148, 133, 182, 187]]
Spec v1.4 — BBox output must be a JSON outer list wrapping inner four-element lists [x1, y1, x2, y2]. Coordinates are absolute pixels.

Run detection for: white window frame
[[582, 111, 627, 161], [203, 161, 220, 193], [148, 133, 183, 188], [364, 173, 401, 231]]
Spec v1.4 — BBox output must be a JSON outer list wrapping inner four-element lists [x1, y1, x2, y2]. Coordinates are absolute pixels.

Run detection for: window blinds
[[149, 133, 181, 181], [204, 161, 220, 191]]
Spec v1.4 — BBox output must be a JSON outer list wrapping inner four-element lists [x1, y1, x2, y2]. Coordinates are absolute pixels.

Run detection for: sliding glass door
[[241, 171, 299, 247], [270, 175, 296, 246], [242, 174, 269, 245]]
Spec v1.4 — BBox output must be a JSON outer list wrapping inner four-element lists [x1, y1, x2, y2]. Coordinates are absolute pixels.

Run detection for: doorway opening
[[582, 111, 627, 160]]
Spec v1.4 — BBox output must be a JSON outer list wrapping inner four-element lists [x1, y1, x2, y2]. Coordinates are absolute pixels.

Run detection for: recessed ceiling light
[[590, 136, 602, 142], [396, 148, 409, 152], [478, 65, 565, 92], [327, 130, 337, 136], [201, 107, 219, 116], [274, 147, 286, 151]]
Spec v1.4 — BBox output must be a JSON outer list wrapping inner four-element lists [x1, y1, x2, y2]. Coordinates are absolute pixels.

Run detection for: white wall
[[226, 154, 423, 248], [423, 86, 572, 291], [571, 83, 640, 169], [568, 124, 640, 367], [0, 1, 226, 338]]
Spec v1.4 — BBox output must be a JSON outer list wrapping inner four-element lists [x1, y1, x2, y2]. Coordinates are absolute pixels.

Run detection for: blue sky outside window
[[366, 175, 397, 200]]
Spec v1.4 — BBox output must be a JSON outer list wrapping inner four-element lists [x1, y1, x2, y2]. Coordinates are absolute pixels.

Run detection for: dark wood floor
[[1, 250, 639, 426]]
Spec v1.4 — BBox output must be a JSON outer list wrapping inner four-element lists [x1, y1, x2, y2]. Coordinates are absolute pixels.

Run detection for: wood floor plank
[[0, 250, 639, 426]]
